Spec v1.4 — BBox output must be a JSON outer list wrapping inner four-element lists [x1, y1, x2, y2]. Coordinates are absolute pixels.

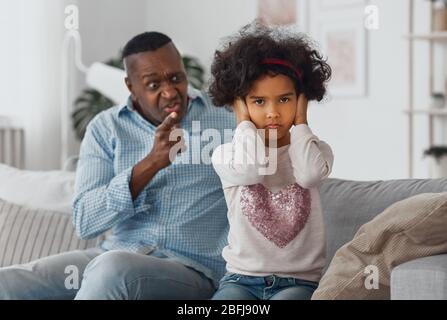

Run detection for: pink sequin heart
[[240, 183, 311, 248]]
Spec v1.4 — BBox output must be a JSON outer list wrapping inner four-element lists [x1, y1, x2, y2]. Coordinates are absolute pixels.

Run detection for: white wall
[[144, 0, 258, 79], [0, 0, 147, 170], [78, 0, 148, 67], [0, 0, 18, 121], [0, 0, 67, 170], [145, 0, 436, 181], [0, 0, 440, 180], [312, 0, 440, 180], [306, 0, 414, 180]]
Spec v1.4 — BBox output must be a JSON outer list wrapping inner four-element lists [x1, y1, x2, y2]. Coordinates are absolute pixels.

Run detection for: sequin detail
[[240, 183, 311, 248]]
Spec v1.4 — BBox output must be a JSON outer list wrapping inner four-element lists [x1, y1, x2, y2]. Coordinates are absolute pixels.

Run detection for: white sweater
[[211, 121, 334, 282]]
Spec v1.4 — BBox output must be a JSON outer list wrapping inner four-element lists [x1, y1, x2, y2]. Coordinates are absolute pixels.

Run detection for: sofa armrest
[[391, 254, 447, 300]]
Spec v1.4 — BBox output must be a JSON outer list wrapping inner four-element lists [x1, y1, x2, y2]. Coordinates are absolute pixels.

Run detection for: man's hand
[[130, 112, 184, 200], [233, 98, 251, 124], [148, 112, 184, 170], [294, 94, 308, 126]]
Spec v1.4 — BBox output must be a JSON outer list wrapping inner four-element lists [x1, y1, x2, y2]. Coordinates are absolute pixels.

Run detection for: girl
[[209, 23, 334, 300]]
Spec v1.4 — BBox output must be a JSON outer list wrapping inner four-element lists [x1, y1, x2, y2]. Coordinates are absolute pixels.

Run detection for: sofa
[[0, 163, 446, 299], [319, 178, 447, 299]]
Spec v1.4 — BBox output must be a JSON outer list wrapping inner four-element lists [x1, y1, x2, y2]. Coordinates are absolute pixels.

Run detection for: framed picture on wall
[[317, 11, 367, 97], [257, 0, 297, 26], [319, 0, 365, 10]]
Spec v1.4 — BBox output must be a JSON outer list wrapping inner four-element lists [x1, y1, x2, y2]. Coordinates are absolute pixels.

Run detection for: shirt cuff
[[290, 124, 314, 140], [235, 120, 257, 137], [106, 166, 137, 215]]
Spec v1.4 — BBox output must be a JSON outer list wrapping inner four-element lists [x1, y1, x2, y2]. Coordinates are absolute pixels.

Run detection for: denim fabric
[[212, 273, 318, 300], [0, 249, 215, 300]]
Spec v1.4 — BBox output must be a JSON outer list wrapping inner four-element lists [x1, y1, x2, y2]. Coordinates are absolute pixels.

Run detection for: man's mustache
[[162, 97, 182, 108]]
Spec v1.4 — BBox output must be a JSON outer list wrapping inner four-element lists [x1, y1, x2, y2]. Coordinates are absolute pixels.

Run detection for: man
[[0, 32, 235, 299]]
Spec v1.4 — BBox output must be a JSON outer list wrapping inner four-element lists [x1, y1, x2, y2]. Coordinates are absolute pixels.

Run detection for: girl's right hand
[[233, 98, 251, 124]]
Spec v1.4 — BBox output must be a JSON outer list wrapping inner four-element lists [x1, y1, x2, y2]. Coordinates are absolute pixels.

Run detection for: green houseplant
[[71, 53, 205, 140], [423, 145, 447, 178]]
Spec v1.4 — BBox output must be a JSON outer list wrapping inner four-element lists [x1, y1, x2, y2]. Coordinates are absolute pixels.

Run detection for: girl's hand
[[233, 98, 251, 124], [294, 94, 308, 125]]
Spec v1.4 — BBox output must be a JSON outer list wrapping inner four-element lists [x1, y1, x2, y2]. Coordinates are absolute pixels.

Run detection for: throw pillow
[[0, 163, 75, 214], [0, 198, 103, 268], [312, 192, 447, 300]]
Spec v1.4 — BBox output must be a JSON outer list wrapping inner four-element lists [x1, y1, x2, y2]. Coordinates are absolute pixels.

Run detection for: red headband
[[261, 58, 302, 82]]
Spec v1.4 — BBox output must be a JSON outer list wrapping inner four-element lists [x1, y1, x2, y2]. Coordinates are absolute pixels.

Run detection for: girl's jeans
[[212, 273, 318, 300]]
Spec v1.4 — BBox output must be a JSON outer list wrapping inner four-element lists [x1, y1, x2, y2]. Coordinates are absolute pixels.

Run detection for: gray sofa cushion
[[320, 178, 447, 271], [0, 199, 103, 268], [391, 254, 447, 300]]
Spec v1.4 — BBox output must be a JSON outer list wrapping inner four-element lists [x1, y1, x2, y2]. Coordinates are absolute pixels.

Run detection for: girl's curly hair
[[208, 23, 332, 107]]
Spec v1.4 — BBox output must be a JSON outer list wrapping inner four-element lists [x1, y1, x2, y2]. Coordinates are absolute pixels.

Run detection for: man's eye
[[147, 82, 159, 90], [171, 74, 185, 83], [253, 99, 264, 106], [279, 97, 290, 103]]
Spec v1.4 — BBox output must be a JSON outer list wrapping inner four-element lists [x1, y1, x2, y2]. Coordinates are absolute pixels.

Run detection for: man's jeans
[[212, 273, 318, 300], [0, 248, 215, 300]]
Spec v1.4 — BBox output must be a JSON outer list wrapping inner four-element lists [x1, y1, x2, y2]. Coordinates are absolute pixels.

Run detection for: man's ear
[[125, 77, 135, 99]]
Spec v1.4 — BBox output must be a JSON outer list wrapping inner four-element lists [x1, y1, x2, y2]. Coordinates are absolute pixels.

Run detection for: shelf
[[404, 32, 447, 41], [404, 109, 447, 116], [404, 0, 447, 178]]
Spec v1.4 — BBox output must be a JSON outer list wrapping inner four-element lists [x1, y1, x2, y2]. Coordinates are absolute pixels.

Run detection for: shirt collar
[[118, 85, 206, 116]]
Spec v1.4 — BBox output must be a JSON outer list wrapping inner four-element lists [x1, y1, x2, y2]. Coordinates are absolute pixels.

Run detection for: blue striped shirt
[[72, 86, 236, 285]]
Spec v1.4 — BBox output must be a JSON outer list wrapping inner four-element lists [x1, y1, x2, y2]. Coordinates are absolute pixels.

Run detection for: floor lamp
[[61, 30, 128, 169]]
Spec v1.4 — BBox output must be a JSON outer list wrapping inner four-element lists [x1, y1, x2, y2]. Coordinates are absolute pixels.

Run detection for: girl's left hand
[[233, 98, 251, 124], [294, 94, 308, 125]]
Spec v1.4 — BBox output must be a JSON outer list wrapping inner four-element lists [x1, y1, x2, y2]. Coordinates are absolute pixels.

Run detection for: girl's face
[[245, 74, 297, 147]]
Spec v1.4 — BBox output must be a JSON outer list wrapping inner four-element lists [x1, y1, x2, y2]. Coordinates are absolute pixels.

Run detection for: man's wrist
[[130, 154, 162, 200], [143, 154, 163, 173]]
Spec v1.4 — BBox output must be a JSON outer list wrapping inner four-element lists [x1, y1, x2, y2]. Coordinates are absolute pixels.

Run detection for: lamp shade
[[85, 62, 129, 105]]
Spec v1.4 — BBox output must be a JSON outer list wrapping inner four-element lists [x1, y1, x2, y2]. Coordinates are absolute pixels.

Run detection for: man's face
[[124, 43, 188, 126]]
